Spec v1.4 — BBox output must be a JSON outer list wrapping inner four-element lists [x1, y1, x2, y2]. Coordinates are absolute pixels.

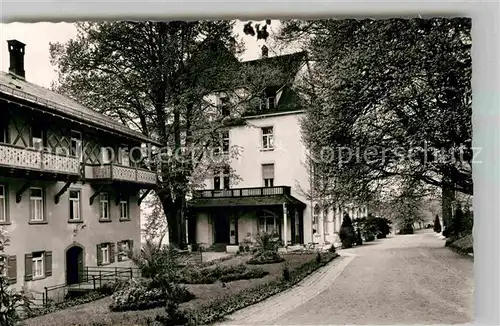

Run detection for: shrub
[[315, 252, 321, 264], [179, 264, 268, 284], [1, 228, 33, 325], [433, 215, 442, 233], [339, 213, 356, 248], [247, 251, 285, 265], [355, 228, 363, 245], [282, 263, 291, 281], [328, 244, 336, 253], [109, 278, 194, 312]]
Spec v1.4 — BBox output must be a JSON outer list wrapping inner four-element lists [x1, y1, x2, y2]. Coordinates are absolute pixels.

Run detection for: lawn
[[20, 253, 318, 326]]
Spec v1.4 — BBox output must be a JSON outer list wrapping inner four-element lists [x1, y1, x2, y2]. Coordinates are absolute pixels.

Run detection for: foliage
[[0, 228, 33, 326], [247, 232, 285, 264], [315, 252, 322, 264], [328, 244, 336, 253], [444, 204, 473, 240], [178, 264, 268, 284], [176, 252, 338, 326], [50, 21, 283, 248], [243, 20, 273, 41], [433, 215, 442, 233], [109, 278, 194, 312], [339, 213, 356, 248], [356, 228, 364, 245], [278, 18, 472, 208], [282, 263, 291, 281]]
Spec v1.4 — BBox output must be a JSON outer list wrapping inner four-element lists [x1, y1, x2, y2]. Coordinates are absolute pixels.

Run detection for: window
[[262, 164, 274, 187], [259, 95, 276, 110], [99, 193, 110, 220], [31, 126, 43, 149], [261, 127, 274, 150], [32, 252, 44, 279], [220, 96, 230, 117], [120, 199, 129, 220], [29, 188, 44, 222], [258, 211, 279, 236], [101, 244, 110, 265], [101, 147, 113, 164], [221, 131, 229, 154], [69, 190, 81, 221], [70, 131, 82, 161], [118, 146, 130, 166], [223, 166, 230, 190], [0, 185, 6, 223], [267, 97, 276, 110], [213, 167, 221, 190]]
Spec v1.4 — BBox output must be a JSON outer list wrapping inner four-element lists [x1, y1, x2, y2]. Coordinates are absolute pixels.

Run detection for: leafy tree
[[243, 20, 273, 41], [50, 21, 282, 247], [0, 228, 32, 325], [339, 213, 356, 248], [433, 214, 442, 233], [277, 18, 472, 208]]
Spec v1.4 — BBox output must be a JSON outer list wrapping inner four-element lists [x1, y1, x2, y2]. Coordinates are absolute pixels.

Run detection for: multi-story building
[[0, 40, 158, 297], [188, 46, 367, 252]]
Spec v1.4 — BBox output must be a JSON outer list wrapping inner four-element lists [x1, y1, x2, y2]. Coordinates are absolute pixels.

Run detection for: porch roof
[[188, 194, 306, 209]]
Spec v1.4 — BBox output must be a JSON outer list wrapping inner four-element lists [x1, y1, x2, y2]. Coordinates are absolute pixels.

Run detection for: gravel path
[[219, 230, 473, 325]]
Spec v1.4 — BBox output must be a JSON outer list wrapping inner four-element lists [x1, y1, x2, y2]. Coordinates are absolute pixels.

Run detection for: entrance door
[[66, 246, 84, 285], [213, 213, 230, 244]]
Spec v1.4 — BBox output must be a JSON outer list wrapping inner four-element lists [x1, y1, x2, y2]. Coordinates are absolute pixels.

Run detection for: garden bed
[[447, 233, 473, 257], [20, 252, 336, 326]]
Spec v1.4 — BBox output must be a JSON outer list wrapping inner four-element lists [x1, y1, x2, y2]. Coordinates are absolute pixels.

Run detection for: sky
[[0, 20, 282, 88]]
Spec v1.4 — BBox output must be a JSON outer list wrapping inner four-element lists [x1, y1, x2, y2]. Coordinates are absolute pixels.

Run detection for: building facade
[[187, 48, 368, 252], [0, 40, 157, 298]]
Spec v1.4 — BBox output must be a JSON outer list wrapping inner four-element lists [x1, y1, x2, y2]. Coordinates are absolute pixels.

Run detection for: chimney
[[7, 39, 26, 78], [261, 45, 269, 58]]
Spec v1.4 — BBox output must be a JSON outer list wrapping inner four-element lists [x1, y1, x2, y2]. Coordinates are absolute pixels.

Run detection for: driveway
[[219, 230, 473, 325]]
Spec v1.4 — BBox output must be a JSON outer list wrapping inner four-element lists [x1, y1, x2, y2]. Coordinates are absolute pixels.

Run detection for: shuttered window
[[97, 243, 115, 265], [24, 251, 51, 281]]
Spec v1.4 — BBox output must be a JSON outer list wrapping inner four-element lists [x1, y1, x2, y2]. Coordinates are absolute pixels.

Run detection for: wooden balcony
[[192, 186, 292, 199], [86, 164, 156, 185], [0, 142, 80, 176]]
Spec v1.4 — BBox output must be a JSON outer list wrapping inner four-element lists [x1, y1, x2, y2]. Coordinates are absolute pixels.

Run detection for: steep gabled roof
[[0, 71, 159, 145]]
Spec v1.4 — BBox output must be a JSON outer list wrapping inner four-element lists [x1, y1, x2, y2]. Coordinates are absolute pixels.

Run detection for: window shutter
[[7, 255, 17, 284], [24, 253, 33, 281], [96, 244, 102, 266], [109, 243, 115, 263], [45, 251, 52, 277], [116, 241, 122, 262], [128, 240, 134, 258]]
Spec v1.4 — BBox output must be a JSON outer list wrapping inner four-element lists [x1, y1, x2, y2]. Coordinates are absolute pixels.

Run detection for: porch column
[[282, 203, 288, 247], [234, 215, 239, 245], [291, 207, 296, 245]]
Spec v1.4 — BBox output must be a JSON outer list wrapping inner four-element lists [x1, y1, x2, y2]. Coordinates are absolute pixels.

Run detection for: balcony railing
[[192, 186, 291, 198], [0, 142, 80, 175], [88, 163, 157, 185]]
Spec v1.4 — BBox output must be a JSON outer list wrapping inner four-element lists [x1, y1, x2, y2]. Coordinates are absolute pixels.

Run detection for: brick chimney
[[7, 39, 26, 78], [261, 45, 269, 58]]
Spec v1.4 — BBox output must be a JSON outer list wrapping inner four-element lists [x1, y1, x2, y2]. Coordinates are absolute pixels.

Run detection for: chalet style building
[[188, 46, 368, 252], [0, 40, 157, 297]]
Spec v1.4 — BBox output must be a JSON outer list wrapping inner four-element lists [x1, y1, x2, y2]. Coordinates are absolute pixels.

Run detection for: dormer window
[[259, 88, 277, 111], [267, 96, 276, 110]]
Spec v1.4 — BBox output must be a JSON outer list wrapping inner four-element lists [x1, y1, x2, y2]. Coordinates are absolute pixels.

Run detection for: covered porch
[[187, 186, 306, 252]]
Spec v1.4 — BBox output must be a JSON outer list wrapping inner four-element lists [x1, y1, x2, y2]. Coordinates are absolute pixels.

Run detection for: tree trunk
[[442, 182, 455, 229]]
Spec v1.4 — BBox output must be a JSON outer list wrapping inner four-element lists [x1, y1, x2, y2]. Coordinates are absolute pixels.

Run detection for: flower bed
[[20, 252, 337, 326], [183, 252, 339, 325], [179, 263, 268, 284]]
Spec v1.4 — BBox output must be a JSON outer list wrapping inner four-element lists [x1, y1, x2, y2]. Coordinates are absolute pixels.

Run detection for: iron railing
[[37, 266, 141, 307], [192, 186, 291, 198]]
